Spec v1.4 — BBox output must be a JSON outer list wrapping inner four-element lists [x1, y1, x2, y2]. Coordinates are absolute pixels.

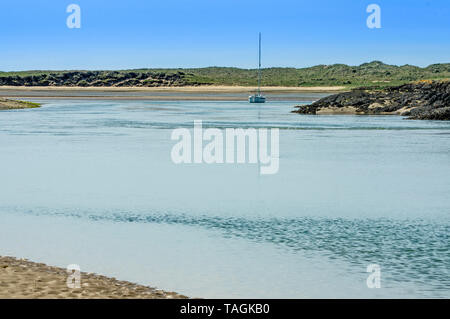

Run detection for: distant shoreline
[[0, 86, 343, 101], [0, 85, 347, 93]]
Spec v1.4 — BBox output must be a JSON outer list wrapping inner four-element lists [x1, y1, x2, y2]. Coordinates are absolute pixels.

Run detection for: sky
[[0, 0, 449, 71]]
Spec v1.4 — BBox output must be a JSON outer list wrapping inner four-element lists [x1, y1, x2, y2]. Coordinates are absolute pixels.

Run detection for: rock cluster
[[292, 80, 450, 120]]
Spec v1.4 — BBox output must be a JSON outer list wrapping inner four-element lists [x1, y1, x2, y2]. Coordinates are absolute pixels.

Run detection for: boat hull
[[249, 95, 266, 103]]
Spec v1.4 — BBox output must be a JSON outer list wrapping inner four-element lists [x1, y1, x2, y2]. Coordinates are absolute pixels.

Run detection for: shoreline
[[0, 85, 347, 93], [0, 96, 323, 101], [0, 86, 343, 101], [0, 255, 188, 299]]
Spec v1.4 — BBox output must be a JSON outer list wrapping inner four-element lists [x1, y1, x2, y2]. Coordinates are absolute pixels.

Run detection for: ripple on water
[[9, 207, 450, 294]]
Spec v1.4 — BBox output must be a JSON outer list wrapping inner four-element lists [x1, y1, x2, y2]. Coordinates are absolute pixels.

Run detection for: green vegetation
[[0, 61, 449, 88], [19, 100, 41, 108], [0, 98, 41, 110]]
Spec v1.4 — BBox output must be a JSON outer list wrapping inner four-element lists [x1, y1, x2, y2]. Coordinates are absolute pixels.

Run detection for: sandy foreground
[[0, 256, 188, 299]]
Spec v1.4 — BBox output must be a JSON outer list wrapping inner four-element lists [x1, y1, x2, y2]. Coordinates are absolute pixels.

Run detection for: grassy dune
[[1, 61, 449, 88]]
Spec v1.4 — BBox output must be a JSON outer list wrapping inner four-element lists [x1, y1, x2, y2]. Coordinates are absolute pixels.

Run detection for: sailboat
[[249, 32, 266, 103]]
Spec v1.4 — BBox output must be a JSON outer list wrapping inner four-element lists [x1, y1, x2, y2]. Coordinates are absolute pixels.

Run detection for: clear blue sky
[[0, 0, 449, 71]]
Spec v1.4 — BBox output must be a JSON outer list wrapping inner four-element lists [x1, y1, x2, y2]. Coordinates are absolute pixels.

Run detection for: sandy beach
[[0, 85, 345, 101], [0, 85, 347, 92], [0, 256, 188, 299]]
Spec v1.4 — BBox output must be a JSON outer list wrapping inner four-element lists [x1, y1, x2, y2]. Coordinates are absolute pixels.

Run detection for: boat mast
[[258, 32, 261, 95]]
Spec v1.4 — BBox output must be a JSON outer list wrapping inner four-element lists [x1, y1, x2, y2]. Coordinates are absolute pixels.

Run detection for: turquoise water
[[0, 99, 449, 298]]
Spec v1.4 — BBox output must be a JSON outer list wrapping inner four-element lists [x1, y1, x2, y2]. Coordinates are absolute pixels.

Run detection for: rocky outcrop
[[292, 80, 450, 120], [0, 98, 41, 110], [0, 71, 208, 87]]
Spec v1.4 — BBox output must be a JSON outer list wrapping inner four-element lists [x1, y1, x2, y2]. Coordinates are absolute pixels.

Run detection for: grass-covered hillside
[[0, 61, 449, 88]]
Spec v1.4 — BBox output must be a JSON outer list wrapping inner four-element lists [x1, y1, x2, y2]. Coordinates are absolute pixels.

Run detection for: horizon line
[[2, 61, 449, 73]]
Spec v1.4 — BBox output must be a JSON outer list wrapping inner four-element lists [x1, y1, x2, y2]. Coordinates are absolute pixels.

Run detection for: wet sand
[[0, 256, 188, 299]]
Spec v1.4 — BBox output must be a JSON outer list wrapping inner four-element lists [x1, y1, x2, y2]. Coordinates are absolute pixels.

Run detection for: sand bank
[[0, 86, 343, 101], [0, 85, 346, 93], [0, 98, 41, 110], [0, 256, 188, 299]]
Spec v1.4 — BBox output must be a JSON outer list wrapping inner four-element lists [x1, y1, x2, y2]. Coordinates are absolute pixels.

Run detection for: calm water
[[0, 98, 449, 298]]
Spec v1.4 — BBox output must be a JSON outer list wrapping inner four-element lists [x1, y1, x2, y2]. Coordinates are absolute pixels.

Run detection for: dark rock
[[292, 80, 450, 120]]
